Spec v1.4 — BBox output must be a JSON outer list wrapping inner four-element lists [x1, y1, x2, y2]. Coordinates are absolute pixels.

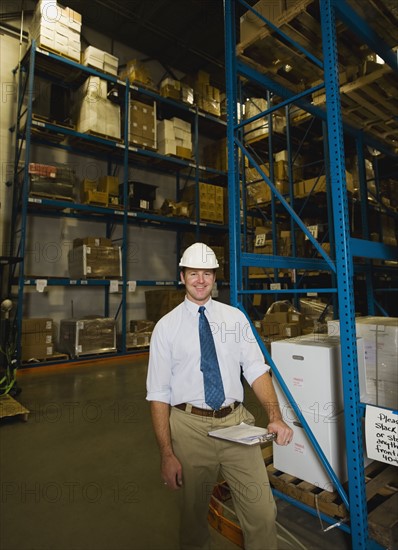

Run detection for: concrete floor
[[0, 354, 352, 550]]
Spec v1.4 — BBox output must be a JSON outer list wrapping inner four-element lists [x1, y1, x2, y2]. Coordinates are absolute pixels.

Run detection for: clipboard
[[208, 422, 276, 445]]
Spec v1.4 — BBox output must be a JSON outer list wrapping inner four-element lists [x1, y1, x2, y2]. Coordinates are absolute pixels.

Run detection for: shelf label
[[128, 281, 137, 292], [305, 225, 319, 240], [116, 143, 124, 149], [365, 405, 398, 466], [270, 283, 281, 290], [109, 280, 119, 293], [29, 197, 42, 204], [128, 212, 138, 217], [36, 279, 47, 293], [199, 165, 206, 171], [81, 280, 88, 285], [33, 120, 46, 128], [114, 210, 123, 216], [129, 146, 138, 152], [70, 280, 77, 285], [307, 292, 318, 297]]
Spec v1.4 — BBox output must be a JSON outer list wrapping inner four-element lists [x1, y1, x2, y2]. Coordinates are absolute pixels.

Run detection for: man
[[146, 242, 293, 550]]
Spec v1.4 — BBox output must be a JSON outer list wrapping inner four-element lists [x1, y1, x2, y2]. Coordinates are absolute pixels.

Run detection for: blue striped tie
[[198, 306, 225, 410]]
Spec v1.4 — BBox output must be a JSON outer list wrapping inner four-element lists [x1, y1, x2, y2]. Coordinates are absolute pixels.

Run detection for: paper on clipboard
[[208, 422, 276, 445]]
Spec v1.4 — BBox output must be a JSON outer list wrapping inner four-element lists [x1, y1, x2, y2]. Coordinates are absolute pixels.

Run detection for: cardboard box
[[22, 318, 53, 334], [21, 343, 54, 362], [98, 176, 119, 195], [145, 289, 185, 322], [21, 332, 53, 346], [73, 237, 113, 248], [327, 317, 398, 408], [68, 245, 122, 278]]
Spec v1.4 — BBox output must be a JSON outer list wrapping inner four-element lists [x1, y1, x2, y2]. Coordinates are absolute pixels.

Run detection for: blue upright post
[[320, 1, 368, 548], [224, 0, 241, 307]]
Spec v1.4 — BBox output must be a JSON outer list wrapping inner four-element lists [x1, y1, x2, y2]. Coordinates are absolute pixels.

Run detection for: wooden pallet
[[29, 192, 75, 203], [37, 43, 80, 64], [32, 113, 75, 131], [0, 394, 29, 422], [210, 456, 398, 549], [21, 352, 69, 365]]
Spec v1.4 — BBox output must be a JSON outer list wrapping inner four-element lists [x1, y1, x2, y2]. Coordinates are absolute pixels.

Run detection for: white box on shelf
[[271, 335, 367, 413], [273, 406, 372, 492]]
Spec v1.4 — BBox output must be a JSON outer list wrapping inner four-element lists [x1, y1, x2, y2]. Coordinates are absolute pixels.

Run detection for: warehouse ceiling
[[62, 0, 257, 90]]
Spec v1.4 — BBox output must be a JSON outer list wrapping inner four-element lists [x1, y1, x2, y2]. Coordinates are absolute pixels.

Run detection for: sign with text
[[365, 405, 398, 466]]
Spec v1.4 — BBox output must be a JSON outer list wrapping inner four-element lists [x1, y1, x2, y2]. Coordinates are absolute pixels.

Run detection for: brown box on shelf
[[21, 343, 54, 362], [126, 331, 152, 348], [261, 321, 280, 337], [22, 317, 53, 334], [129, 99, 156, 149], [21, 331, 53, 346], [73, 237, 113, 248], [59, 318, 116, 358], [83, 190, 108, 205], [68, 245, 122, 278], [279, 322, 301, 338], [145, 289, 185, 322], [182, 183, 224, 224], [129, 320, 155, 333], [98, 176, 119, 195]]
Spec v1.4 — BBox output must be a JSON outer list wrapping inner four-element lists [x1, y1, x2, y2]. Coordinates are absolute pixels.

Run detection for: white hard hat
[[179, 242, 219, 269]]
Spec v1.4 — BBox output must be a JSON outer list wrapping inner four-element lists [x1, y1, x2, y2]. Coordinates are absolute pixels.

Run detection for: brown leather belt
[[174, 401, 241, 419]]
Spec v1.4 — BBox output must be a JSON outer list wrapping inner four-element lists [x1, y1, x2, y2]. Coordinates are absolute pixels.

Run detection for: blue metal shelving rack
[[8, 40, 228, 367], [224, 0, 397, 548]]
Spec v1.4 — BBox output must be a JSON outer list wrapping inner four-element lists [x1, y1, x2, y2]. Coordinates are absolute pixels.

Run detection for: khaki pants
[[170, 405, 278, 550]]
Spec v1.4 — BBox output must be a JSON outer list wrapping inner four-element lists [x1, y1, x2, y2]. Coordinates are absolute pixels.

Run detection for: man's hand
[[267, 419, 293, 446], [161, 453, 183, 490]]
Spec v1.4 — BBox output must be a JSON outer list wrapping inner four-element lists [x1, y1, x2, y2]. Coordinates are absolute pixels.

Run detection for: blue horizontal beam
[[239, 288, 337, 294], [241, 252, 331, 271], [351, 238, 398, 260]]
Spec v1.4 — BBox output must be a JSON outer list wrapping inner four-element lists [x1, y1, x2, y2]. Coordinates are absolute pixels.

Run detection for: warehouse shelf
[[8, 39, 229, 367], [224, 0, 397, 548]]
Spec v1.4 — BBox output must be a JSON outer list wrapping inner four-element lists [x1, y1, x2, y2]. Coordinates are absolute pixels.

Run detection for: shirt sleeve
[[146, 320, 172, 403], [238, 310, 270, 386]]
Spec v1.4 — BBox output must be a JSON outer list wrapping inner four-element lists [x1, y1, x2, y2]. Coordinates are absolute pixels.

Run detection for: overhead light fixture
[[283, 64, 293, 72]]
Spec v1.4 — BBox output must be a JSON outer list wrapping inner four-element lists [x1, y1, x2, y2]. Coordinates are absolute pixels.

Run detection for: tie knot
[[198, 306, 206, 314]]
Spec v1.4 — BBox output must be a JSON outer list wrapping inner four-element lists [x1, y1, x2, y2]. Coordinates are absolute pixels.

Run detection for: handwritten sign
[[365, 405, 398, 466]]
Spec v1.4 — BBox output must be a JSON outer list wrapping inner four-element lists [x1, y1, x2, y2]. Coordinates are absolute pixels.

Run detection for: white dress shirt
[[146, 297, 269, 408]]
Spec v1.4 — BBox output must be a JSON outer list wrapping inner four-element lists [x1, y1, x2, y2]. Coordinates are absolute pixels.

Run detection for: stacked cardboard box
[[145, 289, 185, 322], [119, 59, 155, 89], [32, 76, 71, 125], [182, 183, 225, 224], [125, 319, 155, 348], [184, 70, 221, 117], [296, 171, 354, 197], [29, 0, 82, 61], [160, 199, 190, 218], [128, 99, 156, 149], [81, 45, 118, 76], [75, 76, 121, 140], [160, 77, 194, 105], [244, 99, 285, 142], [68, 237, 122, 279], [59, 318, 116, 358], [157, 118, 192, 159], [21, 318, 54, 362], [328, 317, 398, 409]]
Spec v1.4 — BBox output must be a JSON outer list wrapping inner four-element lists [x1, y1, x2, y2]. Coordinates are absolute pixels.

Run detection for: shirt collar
[[184, 296, 213, 316]]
